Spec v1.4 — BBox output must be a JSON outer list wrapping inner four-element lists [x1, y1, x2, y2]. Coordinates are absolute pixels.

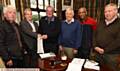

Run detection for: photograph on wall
[[64, 0, 71, 6]]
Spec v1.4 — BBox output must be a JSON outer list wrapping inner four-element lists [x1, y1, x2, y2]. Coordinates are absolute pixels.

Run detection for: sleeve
[[20, 21, 37, 38], [75, 22, 82, 48], [0, 25, 10, 62], [92, 22, 99, 48]]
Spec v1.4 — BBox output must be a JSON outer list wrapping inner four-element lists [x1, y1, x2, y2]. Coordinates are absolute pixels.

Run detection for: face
[[4, 8, 16, 23], [25, 10, 32, 21], [78, 8, 87, 19], [46, 7, 53, 18], [65, 11, 74, 21], [104, 6, 117, 21]]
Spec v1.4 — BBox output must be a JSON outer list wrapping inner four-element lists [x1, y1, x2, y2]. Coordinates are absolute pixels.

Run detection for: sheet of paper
[[37, 37, 44, 54], [66, 58, 85, 71], [84, 59, 100, 71], [39, 53, 56, 59]]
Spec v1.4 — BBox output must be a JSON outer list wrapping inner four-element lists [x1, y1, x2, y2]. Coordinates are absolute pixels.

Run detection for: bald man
[[78, 7, 96, 30], [38, 6, 61, 54]]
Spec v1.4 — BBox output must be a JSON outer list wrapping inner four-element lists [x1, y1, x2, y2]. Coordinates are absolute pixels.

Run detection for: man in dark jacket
[[20, 8, 39, 67], [0, 5, 24, 68], [38, 6, 61, 54], [93, 3, 120, 71]]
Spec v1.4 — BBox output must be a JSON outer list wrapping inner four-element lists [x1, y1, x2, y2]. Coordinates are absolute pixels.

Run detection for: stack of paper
[[84, 59, 100, 71], [66, 58, 85, 71], [39, 53, 56, 59], [37, 37, 44, 54]]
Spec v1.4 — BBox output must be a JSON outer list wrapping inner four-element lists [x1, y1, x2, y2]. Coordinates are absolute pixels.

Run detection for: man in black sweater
[[38, 6, 61, 54], [93, 3, 120, 71]]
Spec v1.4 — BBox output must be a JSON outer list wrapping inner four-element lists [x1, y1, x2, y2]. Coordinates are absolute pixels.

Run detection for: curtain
[[73, 0, 118, 21]]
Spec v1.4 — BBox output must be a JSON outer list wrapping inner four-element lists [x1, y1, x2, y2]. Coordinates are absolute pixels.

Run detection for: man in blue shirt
[[59, 7, 82, 59]]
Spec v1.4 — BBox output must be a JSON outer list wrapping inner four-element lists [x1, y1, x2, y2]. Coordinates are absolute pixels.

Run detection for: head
[[78, 7, 87, 19], [46, 6, 54, 18], [24, 8, 32, 21], [104, 3, 118, 21], [3, 5, 16, 23], [65, 7, 74, 21]]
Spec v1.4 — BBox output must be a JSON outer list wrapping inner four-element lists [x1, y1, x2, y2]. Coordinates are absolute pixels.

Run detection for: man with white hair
[[0, 5, 24, 68], [59, 7, 82, 59], [93, 3, 120, 71]]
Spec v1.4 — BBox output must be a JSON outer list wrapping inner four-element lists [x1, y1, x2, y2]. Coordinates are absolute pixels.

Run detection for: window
[[30, 0, 57, 21]]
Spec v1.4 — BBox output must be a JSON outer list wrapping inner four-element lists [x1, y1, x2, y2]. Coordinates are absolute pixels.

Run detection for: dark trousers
[[44, 43, 59, 54], [95, 53, 120, 71], [76, 46, 91, 59], [23, 49, 39, 68]]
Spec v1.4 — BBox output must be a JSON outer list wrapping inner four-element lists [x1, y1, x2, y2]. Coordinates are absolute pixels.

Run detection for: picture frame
[[62, 0, 73, 10], [63, 0, 71, 6]]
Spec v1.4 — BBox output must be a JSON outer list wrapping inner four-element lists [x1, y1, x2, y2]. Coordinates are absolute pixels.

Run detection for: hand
[[6, 59, 13, 66], [41, 35, 48, 39], [38, 34, 42, 39], [94, 47, 104, 54], [73, 49, 78, 54], [59, 45, 63, 51]]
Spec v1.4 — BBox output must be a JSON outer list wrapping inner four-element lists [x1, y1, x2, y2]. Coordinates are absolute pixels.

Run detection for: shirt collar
[[105, 16, 117, 25], [65, 18, 74, 24], [45, 16, 55, 21]]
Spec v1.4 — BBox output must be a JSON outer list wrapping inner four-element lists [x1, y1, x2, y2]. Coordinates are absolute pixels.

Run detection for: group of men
[[0, 3, 120, 71]]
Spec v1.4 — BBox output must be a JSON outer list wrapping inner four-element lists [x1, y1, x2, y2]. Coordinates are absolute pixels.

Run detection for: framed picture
[[64, 0, 71, 6], [62, 0, 73, 10]]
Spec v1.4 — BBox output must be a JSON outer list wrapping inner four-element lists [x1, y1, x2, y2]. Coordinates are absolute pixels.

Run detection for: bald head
[[46, 6, 54, 18], [78, 7, 87, 19]]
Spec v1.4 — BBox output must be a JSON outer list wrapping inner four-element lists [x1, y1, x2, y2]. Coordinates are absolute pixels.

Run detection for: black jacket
[[20, 20, 38, 52], [38, 16, 61, 46], [0, 20, 23, 62]]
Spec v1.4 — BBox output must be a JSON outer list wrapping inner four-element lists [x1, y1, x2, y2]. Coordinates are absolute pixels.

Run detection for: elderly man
[[93, 3, 120, 71], [0, 5, 24, 68], [38, 6, 61, 54], [59, 7, 82, 59], [20, 8, 39, 67]]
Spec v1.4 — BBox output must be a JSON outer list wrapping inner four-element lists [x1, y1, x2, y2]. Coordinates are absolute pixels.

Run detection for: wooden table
[[38, 56, 113, 71]]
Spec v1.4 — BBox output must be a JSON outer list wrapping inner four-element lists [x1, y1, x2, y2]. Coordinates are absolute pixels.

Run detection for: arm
[[75, 22, 82, 49], [0, 25, 10, 62]]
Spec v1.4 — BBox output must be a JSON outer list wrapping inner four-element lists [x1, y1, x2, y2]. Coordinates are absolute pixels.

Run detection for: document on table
[[37, 37, 44, 54], [84, 59, 100, 71], [39, 53, 56, 59], [66, 58, 85, 71]]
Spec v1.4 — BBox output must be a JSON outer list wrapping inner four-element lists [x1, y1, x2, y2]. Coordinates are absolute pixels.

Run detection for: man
[[0, 5, 23, 68], [20, 8, 39, 67], [78, 7, 96, 30], [59, 7, 82, 59], [77, 7, 95, 59], [38, 6, 61, 54], [93, 3, 120, 71]]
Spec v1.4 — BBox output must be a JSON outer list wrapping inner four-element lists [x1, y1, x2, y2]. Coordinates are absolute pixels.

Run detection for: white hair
[[105, 3, 118, 14], [65, 7, 74, 16], [3, 5, 16, 14]]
